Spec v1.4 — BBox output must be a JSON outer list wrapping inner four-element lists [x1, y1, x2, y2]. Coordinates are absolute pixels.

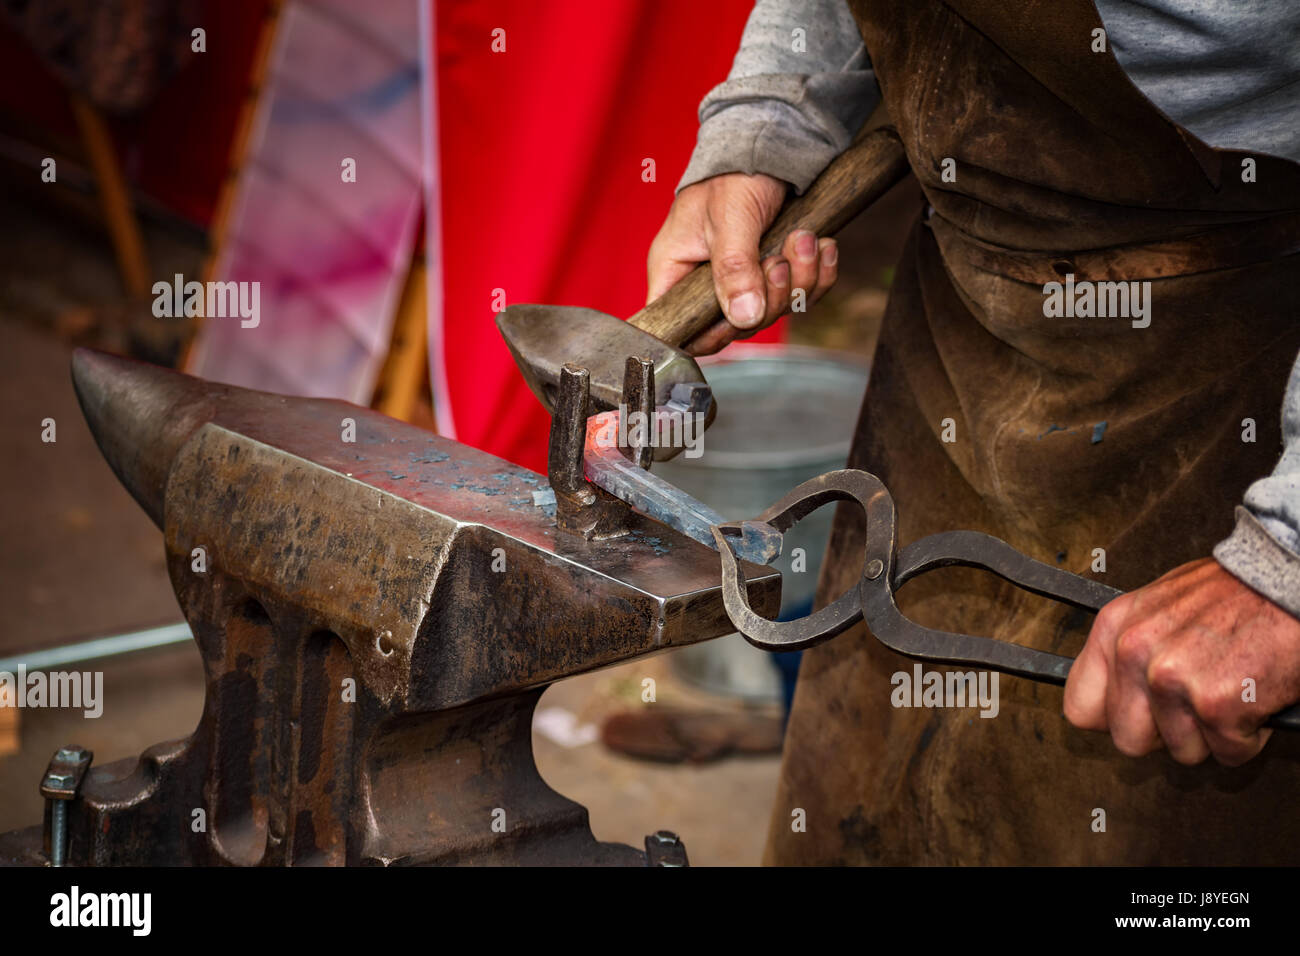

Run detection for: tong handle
[[890, 531, 1300, 732]]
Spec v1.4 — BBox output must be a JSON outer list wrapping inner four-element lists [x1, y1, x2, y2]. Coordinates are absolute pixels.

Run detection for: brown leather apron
[[767, 0, 1300, 865]]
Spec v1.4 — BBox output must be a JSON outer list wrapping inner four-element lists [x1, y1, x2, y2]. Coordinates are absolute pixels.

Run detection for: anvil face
[[70, 349, 780, 709]]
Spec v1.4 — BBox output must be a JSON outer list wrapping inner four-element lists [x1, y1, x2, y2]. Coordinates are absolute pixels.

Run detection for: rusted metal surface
[[39, 746, 93, 801], [0, 349, 780, 867]]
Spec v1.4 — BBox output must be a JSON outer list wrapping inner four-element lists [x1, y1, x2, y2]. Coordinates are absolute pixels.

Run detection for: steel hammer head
[[495, 304, 716, 441]]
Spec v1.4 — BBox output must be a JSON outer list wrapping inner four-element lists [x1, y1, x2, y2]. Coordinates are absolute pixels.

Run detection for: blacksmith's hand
[[646, 172, 839, 356], [1064, 557, 1300, 765]]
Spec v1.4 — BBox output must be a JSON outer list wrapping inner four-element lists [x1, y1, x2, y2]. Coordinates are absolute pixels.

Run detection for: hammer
[[496, 127, 910, 459]]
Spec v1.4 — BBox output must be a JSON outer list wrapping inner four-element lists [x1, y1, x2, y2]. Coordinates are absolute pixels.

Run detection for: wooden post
[[373, 255, 429, 423], [69, 95, 151, 298]]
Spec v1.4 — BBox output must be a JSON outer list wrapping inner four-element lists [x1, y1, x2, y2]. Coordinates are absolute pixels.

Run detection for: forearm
[[1214, 352, 1300, 617], [677, 0, 879, 195]]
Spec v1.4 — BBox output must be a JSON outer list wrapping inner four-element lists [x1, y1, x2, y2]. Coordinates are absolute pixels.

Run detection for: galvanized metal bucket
[[659, 344, 870, 700]]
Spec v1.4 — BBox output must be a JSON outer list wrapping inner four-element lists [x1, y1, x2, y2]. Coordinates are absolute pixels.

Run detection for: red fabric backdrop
[[431, 0, 784, 472], [1, 0, 781, 472]]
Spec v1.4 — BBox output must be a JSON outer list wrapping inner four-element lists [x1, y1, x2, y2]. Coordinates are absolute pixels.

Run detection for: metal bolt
[[865, 558, 884, 580], [644, 829, 688, 867], [50, 803, 68, 867], [40, 745, 92, 868]]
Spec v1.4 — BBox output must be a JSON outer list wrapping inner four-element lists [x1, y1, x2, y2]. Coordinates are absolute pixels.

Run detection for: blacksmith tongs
[[711, 468, 1300, 731]]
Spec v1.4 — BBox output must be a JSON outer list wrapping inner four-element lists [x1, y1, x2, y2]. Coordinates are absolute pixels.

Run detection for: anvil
[[0, 350, 779, 866]]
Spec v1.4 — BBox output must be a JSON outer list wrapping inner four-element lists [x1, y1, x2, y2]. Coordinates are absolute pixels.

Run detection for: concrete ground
[[0, 171, 916, 864]]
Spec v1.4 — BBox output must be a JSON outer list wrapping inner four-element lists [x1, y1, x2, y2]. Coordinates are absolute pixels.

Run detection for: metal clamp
[[41, 745, 92, 867]]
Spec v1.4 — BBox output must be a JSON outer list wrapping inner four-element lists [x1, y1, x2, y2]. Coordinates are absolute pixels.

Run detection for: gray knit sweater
[[677, 0, 1300, 614]]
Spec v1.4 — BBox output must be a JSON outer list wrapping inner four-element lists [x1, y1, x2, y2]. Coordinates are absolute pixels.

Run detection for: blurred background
[[0, 0, 917, 864]]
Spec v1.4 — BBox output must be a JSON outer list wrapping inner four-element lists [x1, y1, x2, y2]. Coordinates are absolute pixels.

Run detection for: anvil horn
[[72, 348, 231, 527]]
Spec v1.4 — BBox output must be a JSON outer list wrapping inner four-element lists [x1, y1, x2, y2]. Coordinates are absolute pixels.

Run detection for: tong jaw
[[713, 469, 894, 651]]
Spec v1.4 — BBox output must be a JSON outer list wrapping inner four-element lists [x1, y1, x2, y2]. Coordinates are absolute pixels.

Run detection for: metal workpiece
[[0, 349, 780, 867], [587, 414, 782, 564], [586, 409, 781, 566]]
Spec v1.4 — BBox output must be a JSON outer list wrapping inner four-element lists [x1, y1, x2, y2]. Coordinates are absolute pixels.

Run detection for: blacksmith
[[648, 0, 1300, 863]]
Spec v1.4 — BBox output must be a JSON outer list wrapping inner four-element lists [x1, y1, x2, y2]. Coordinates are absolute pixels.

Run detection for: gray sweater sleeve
[[1214, 361, 1300, 618], [675, 0, 879, 195]]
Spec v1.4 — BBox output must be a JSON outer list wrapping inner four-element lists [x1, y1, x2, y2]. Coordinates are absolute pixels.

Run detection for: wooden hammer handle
[[627, 127, 910, 346]]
